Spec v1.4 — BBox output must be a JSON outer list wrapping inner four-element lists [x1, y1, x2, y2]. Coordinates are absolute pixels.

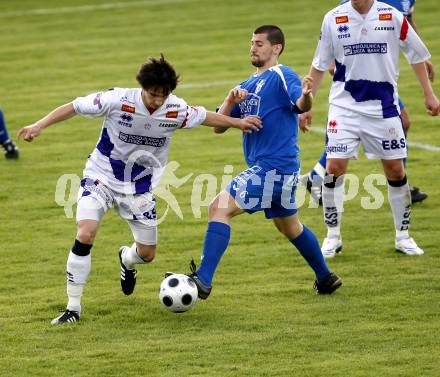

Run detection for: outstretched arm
[[203, 111, 262, 134], [411, 62, 440, 116], [18, 103, 76, 142]]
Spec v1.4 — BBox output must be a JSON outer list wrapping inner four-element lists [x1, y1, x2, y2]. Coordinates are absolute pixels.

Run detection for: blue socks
[[291, 225, 331, 282], [196, 221, 231, 287], [0, 110, 10, 144]]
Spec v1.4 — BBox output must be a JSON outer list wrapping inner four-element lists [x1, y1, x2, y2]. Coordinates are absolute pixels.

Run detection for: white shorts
[[76, 178, 157, 245], [326, 104, 407, 160]]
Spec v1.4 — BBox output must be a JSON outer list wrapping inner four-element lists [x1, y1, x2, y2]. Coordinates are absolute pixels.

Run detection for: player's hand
[[239, 115, 262, 133], [18, 124, 43, 142], [299, 111, 312, 133], [226, 87, 248, 104], [302, 76, 313, 96], [425, 93, 440, 116], [425, 60, 435, 82]]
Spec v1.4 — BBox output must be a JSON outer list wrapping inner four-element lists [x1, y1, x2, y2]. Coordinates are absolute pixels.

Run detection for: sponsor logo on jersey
[[374, 26, 395, 31], [166, 103, 180, 109], [379, 13, 392, 21], [239, 94, 261, 117], [382, 138, 406, 150], [119, 132, 166, 147], [120, 96, 135, 104], [336, 16, 349, 24], [121, 104, 135, 113], [165, 111, 178, 118], [144, 123, 152, 130], [377, 7, 393, 11], [326, 144, 348, 153], [158, 122, 179, 128], [118, 113, 134, 127], [337, 25, 350, 39], [343, 43, 387, 56], [328, 120, 338, 133]]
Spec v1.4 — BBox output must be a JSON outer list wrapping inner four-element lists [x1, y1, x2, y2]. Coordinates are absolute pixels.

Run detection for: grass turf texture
[[1, 0, 439, 376]]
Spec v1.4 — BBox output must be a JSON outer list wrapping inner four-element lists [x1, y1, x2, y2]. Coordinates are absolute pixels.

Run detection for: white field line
[[0, 0, 187, 17]]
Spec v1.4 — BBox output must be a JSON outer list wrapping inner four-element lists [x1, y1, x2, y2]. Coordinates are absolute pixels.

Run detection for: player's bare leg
[[382, 159, 423, 255], [321, 158, 348, 258]]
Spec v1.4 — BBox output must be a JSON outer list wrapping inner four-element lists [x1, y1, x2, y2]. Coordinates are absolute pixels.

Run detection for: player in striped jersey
[[301, 0, 435, 205], [303, 0, 439, 258]]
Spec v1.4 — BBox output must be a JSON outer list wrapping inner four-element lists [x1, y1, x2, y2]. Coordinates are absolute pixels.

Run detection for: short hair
[[136, 54, 179, 94], [253, 25, 285, 55]]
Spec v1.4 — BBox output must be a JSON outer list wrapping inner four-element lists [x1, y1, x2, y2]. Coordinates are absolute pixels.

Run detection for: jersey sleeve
[[398, 13, 431, 64], [272, 66, 303, 112], [179, 105, 207, 129], [312, 13, 335, 71], [72, 90, 114, 118]]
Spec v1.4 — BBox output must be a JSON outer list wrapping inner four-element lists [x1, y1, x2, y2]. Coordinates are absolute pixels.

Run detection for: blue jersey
[[341, 0, 415, 15], [231, 65, 303, 173]]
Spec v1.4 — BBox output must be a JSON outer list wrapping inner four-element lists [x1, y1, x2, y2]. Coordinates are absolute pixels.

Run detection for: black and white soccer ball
[[159, 274, 198, 313]]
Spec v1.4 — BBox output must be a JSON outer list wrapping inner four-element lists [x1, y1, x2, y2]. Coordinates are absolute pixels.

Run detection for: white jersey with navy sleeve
[[73, 88, 206, 194], [313, 0, 430, 118]]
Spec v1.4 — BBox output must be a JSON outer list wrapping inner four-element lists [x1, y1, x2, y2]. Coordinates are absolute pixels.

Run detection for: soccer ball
[[159, 274, 198, 313]]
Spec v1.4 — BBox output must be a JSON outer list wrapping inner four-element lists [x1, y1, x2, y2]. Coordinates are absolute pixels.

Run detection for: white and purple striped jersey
[[73, 88, 207, 194], [313, 0, 430, 118]]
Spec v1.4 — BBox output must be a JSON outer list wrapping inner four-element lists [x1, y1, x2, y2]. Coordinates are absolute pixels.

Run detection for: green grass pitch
[[0, 0, 439, 376]]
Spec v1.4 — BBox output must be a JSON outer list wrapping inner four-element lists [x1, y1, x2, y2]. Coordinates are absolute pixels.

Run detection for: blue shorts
[[226, 165, 299, 219]]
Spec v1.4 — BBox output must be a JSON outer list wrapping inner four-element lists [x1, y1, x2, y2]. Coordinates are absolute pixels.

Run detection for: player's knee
[[208, 194, 230, 219], [383, 163, 405, 181], [76, 228, 97, 244], [76, 220, 99, 244], [137, 243, 156, 262], [326, 162, 346, 177]]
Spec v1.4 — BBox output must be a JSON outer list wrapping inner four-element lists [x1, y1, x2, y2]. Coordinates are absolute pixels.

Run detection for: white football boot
[[395, 237, 424, 256], [321, 236, 343, 259]]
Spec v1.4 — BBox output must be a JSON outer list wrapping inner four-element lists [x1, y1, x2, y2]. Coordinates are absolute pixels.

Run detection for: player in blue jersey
[[169, 25, 342, 299], [301, 0, 434, 204], [0, 108, 19, 159]]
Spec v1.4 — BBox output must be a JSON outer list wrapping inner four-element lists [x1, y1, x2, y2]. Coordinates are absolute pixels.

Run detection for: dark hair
[[136, 54, 179, 94], [253, 25, 285, 55]]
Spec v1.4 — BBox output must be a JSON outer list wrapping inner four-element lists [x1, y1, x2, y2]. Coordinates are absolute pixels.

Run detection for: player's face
[[250, 33, 277, 68], [142, 88, 169, 110]]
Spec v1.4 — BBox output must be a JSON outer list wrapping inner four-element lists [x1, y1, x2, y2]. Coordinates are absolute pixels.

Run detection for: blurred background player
[[0, 107, 19, 159], [303, 0, 439, 258], [169, 25, 342, 300], [18, 55, 261, 325], [301, 0, 435, 205]]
